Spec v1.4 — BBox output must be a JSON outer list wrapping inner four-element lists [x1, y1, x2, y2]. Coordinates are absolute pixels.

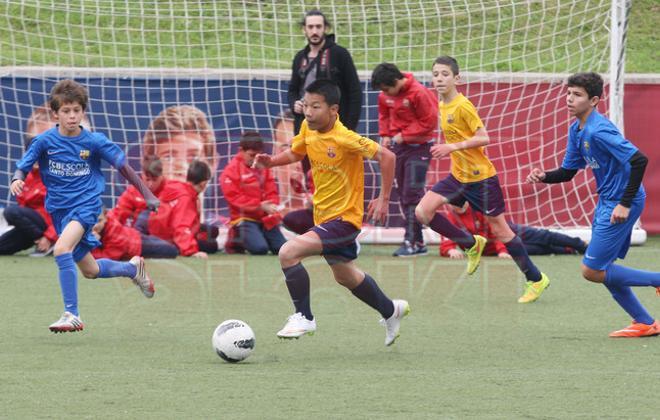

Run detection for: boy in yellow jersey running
[[254, 79, 409, 346], [415, 56, 550, 303]]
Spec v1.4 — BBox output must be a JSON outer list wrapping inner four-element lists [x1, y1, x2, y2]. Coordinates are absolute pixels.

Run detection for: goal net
[[0, 0, 640, 243]]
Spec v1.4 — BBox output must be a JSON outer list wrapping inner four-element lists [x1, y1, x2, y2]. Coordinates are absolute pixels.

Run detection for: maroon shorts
[[431, 174, 506, 217]]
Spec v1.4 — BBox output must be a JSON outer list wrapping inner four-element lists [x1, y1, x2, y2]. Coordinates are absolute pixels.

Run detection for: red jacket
[[220, 153, 279, 223], [148, 180, 200, 256], [108, 179, 168, 226], [16, 168, 57, 242], [439, 206, 508, 257], [378, 73, 438, 144], [91, 216, 141, 260]]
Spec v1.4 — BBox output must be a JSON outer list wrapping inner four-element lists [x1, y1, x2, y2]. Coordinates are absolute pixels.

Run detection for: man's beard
[[307, 35, 324, 46]]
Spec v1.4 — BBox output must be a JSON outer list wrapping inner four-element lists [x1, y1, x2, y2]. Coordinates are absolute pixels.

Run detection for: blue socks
[[604, 282, 654, 325], [96, 258, 137, 278], [55, 253, 78, 316], [604, 264, 660, 325], [606, 264, 660, 288], [428, 214, 476, 249], [283, 263, 313, 320], [351, 274, 395, 319], [504, 235, 542, 282]]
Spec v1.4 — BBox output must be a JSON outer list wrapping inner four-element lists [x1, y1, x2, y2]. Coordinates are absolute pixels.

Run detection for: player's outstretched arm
[[253, 150, 304, 169], [527, 167, 578, 184], [367, 146, 395, 225], [10, 169, 26, 196], [118, 163, 160, 211]]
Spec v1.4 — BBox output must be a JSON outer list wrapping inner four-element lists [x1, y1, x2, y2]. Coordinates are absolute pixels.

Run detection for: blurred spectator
[[148, 160, 214, 258], [440, 202, 587, 258], [270, 110, 308, 211], [92, 210, 178, 260], [221, 131, 286, 255]]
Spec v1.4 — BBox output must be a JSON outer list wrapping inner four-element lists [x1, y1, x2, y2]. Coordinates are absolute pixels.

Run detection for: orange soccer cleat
[[609, 320, 660, 338]]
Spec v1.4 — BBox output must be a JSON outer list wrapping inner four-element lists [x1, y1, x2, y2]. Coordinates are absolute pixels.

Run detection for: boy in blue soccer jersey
[[10, 80, 160, 333], [528, 72, 660, 337]]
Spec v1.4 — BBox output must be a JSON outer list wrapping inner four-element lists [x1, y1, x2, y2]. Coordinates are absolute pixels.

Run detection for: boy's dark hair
[[142, 155, 163, 178], [239, 131, 265, 152], [305, 79, 341, 107], [186, 160, 212, 185], [371, 63, 405, 90], [567, 72, 603, 99], [433, 56, 460, 75], [300, 9, 331, 28], [49, 79, 89, 112]]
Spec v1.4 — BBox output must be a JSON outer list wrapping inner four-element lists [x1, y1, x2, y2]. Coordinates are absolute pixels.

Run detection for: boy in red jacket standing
[[372, 63, 438, 257], [221, 131, 286, 255], [148, 160, 212, 258]]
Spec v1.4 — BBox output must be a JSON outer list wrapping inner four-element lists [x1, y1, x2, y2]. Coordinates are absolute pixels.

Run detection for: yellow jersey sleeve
[[460, 100, 484, 136], [291, 120, 308, 156], [338, 129, 380, 159]]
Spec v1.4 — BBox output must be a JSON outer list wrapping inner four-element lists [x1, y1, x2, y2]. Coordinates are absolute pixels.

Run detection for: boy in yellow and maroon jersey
[[254, 79, 409, 347], [415, 56, 550, 303]]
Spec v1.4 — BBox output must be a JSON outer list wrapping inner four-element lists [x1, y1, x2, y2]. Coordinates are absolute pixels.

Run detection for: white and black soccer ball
[[212, 319, 255, 363]]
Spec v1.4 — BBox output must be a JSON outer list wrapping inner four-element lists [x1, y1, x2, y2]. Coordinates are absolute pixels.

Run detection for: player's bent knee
[[581, 264, 605, 283], [278, 241, 299, 266], [53, 243, 74, 257], [415, 205, 431, 225], [81, 267, 99, 279]]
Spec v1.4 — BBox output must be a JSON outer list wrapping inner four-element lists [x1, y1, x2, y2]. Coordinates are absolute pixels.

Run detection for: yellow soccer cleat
[[518, 272, 550, 303], [465, 235, 487, 275]]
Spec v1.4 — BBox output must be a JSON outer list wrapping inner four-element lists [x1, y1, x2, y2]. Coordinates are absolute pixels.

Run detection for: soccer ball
[[212, 319, 255, 363]]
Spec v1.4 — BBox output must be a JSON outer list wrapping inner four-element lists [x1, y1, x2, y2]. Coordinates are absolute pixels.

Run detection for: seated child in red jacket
[[92, 210, 178, 260], [148, 160, 213, 258], [440, 202, 587, 258], [221, 131, 286, 255]]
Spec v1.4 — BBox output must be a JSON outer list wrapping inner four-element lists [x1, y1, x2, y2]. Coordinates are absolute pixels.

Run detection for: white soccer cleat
[[276, 313, 316, 339], [49, 311, 84, 333], [380, 299, 410, 346], [129, 256, 155, 298]]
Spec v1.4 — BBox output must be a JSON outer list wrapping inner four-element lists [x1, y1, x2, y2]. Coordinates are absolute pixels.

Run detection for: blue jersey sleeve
[[561, 130, 586, 170], [93, 133, 126, 168], [15, 136, 45, 173], [593, 125, 637, 165]]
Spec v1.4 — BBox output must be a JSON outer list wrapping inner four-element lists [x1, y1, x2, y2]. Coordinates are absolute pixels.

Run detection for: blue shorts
[[311, 219, 360, 265], [431, 174, 506, 217], [51, 206, 102, 262], [583, 198, 644, 271]]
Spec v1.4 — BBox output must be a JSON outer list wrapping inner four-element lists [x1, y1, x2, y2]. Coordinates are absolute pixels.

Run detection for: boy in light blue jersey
[[528, 72, 660, 337], [11, 80, 160, 333]]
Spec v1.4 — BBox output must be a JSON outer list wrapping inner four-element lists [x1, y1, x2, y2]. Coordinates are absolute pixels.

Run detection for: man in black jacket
[[288, 9, 363, 136]]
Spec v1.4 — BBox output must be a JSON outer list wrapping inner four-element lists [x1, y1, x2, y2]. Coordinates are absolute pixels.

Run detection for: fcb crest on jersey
[[327, 147, 337, 158], [79, 149, 90, 160], [447, 114, 455, 123]]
